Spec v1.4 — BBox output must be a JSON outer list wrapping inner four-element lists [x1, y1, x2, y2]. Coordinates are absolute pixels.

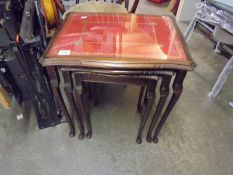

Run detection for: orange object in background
[[148, 0, 169, 3], [40, 0, 61, 34]]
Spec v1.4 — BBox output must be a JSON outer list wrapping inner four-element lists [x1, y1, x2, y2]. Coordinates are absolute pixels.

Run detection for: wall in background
[[176, 0, 200, 22]]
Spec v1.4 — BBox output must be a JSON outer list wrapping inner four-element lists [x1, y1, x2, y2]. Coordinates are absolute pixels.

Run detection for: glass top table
[[41, 13, 195, 70], [42, 12, 196, 143]]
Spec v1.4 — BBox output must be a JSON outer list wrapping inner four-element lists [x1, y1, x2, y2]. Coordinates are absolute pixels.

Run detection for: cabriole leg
[[136, 82, 156, 144], [61, 71, 85, 139], [137, 86, 145, 112], [153, 71, 187, 143], [72, 73, 92, 139], [92, 83, 99, 106], [146, 76, 172, 143]]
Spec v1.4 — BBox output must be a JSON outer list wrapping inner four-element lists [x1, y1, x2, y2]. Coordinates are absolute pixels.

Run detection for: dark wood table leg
[[85, 82, 98, 106], [92, 83, 99, 106], [137, 86, 145, 112], [86, 82, 92, 100], [136, 81, 157, 144], [153, 70, 187, 143], [72, 73, 92, 139], [47, 67, 75, 137], [143, 87, 148, 105], [61, 71, 85, 140], [146, 75, 172, 142]]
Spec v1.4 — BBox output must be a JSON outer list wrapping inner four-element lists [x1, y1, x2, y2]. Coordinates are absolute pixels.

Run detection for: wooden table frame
[[46, 66, 187, 144], [46, 64, 189, 144], [60, 67, 164, 144]]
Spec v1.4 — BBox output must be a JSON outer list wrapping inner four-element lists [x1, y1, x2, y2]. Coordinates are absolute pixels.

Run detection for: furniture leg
[[143, 87, 148, 105], [47, 67, 75, 137], [214, 41, 221, 54], [146, 75, 172, 142], [92, 82, 99, 106], [136, 82, 157, 144], [85, 82, 98, 105], [72, 73, 92, 138], [87, 82, 92, 99], [137, 86, 145, 112], [184, 17, 197, 42], [140, 87, 149, 113], [209, 56, 233, 98], [61, 71, 85, 139], [153, 70, 187, 143]]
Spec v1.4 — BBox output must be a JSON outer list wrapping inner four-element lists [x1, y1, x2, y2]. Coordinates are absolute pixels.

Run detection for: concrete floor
[[1, 1, 233, 175]]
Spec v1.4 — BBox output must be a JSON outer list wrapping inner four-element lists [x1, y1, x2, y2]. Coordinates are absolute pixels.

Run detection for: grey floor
[[1, 1, 233, 175]]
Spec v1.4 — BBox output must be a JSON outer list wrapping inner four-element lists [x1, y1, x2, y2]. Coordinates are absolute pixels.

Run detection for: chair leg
[[214, 41, 221, 54], [72, 73, 92, 139], [209, 56, 233, 98], [184, 17, 197, 42], [47, 67, 75, 137], [153, 71, 187, 143], [146, 76, 172, 143], [61, 71, 85, 140], [136, 82, 156, 144]]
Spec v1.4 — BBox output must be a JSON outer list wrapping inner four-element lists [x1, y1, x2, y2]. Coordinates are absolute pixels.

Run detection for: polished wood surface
[[41, 13, 195, 70]]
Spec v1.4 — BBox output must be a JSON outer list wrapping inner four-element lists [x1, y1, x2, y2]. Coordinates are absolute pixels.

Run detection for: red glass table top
[[42, 13, 195, 70]]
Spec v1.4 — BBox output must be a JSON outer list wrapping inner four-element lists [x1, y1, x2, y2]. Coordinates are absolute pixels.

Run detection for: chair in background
[[62, 0, 139, 19], [208, 26, 233, 98], [184, 1, 233, 98]]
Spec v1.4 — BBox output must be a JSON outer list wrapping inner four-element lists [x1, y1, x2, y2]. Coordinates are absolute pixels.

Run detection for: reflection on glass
[[48, 13, 187, 62]]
